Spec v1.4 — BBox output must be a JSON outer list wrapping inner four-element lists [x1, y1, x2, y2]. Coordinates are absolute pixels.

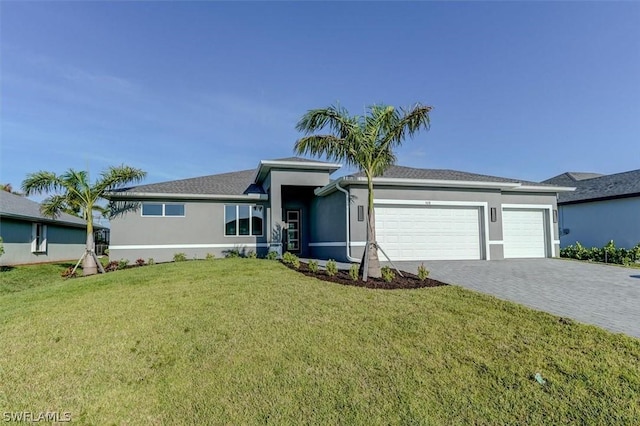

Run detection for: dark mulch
[[284, 261, 449, 290]]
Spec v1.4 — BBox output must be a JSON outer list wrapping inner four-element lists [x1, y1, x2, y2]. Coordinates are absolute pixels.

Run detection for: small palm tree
[[22, 165, 146, 275], [295, 103, 432, 279]]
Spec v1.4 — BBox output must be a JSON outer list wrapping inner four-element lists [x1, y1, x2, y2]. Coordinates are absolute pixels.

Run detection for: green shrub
[[265, 251, 278, 261], [205, 253, 215, 260], [147, 258, 155, 265], [417, 263, 429, 281], [173, 253, 187, 262], [349, 264, 359, 281], [247, 250, 257, 259], [225, 249, 240, 259], [381, 266, 395, 283], [0, 236, 4, 258], [282, 252, 300, 269], [561, 240, 640, 265], [117, 259, 130, 270], [308, 260, 319, 273], [325, 259, 338, 277], [104, 248, 109, 256]]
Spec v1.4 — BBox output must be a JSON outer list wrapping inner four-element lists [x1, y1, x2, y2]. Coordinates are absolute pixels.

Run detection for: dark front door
[[286, 209, 301, 253]]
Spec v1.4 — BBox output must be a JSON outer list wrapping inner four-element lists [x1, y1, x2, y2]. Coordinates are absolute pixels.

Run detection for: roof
[[110, 157, 341, 198], [350, 165, 554, 187], [543, 169, 640, 204], [543, 171, 605, 187], [0, 191, 87, 228], [112, 169, 263, 197]]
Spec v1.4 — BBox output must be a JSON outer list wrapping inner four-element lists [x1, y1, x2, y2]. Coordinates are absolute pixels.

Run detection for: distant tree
[[1, 183, 23, 195], [22, 165, 146, 276], [295, 103, 432, 279]]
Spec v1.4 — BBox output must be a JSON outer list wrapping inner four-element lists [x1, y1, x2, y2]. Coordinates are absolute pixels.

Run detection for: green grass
[[1, 260, 639, 424]]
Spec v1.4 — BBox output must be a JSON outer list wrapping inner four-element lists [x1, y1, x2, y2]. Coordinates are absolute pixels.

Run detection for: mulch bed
[[285, 261, 449, 290]]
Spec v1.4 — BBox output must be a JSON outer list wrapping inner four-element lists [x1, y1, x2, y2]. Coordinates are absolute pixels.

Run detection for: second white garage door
[[375, 205, 483, 260], [502, 208, 548, 258]]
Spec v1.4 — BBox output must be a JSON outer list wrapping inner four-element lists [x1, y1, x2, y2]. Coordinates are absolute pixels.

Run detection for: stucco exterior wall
[[559, 197, 640, 248], [109, 200, 269, 262], [0, 218, 86, 265], [309, 190, 347, 261]]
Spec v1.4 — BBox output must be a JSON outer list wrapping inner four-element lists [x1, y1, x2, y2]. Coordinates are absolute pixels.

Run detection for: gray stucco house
[[544, 169, 640, 248], [0, 191, 87, 265], [107, 157, 573, 263]]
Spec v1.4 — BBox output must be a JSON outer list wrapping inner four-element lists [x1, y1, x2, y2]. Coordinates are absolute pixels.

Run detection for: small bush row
[[561, 241, 640, 266]]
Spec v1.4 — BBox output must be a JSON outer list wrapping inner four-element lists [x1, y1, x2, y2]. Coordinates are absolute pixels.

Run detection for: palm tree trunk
[[83, 215, 98, 276], [365, 176, 381, 278]]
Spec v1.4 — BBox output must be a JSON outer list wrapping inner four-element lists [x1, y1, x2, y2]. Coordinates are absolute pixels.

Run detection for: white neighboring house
[[0, 191, 88, 265], [543, 169, 640, 248]]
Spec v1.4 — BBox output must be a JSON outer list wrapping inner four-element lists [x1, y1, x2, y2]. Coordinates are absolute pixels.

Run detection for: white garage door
[[375, 205, 482, 261], [502, 208, 547, 258]]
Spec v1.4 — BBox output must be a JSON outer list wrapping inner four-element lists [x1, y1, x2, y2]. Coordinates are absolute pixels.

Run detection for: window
[[142, 203, 185, 217], [225, 205, 263, 236], [31, 223, 47, 253]]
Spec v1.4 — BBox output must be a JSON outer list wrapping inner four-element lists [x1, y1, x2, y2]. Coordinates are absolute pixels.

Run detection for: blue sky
[[2, 1, 639, 194]]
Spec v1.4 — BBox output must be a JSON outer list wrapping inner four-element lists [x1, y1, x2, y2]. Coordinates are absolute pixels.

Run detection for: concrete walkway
[[394, 259, 640, 338]]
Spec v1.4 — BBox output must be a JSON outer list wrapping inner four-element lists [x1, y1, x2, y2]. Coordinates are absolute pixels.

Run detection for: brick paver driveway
[[394, 259, 640, 338]]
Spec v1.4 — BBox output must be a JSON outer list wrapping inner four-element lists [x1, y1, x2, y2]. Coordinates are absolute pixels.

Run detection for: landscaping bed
[[286, 261, 448, 289]]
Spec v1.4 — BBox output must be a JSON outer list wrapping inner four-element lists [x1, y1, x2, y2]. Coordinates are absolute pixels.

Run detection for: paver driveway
[[395, 258, 640, 338]]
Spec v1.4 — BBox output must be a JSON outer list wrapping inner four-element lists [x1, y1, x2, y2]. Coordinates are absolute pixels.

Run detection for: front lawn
[[1, 259, 638, 424]]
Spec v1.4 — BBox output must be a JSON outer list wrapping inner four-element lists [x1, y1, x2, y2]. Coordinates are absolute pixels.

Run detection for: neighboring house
[[543, 169, 640, 248], [0, 191, 87, 265], [107, 157, 573, 263]]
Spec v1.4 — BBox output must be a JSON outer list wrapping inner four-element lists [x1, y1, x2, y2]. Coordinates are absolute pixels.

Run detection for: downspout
[[335, 180, 361, 263]]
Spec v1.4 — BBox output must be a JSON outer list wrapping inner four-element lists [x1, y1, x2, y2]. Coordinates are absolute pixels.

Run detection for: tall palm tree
[[22, 165, 146, 276], [295, 103, 432, 279]]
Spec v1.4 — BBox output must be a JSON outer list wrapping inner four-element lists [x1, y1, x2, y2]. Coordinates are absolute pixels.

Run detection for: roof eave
[[106, 192, 269, 201], [315, 177, 574, 196], [0, 212, 87, 228], [253, 160, 342, 184]]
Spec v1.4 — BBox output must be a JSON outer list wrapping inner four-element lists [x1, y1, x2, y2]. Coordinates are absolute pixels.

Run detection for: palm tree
[[22, 165, 146, 276], [295, 103, 432, 279]]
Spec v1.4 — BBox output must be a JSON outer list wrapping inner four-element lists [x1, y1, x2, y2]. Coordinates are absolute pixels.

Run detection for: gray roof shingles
[[544, 169, 640, 204], [350, 165, 554, 187], [0, 191, 87, 227], [113, 157, 336, 197]]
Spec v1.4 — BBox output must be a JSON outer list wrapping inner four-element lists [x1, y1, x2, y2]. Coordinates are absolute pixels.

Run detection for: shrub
[[104, 248, 109, 256], [308, 259, 319, 273], [349, 264, 359, 281], [135, 258, 146, 267], [265, 251, 278, 261], [105, 261, 119, 272], [561, 240, 640, 265], [61, 266, 76, 278], [0, 236, 5, 258], [205, 253, 215, 260], [117, 259, 130, 270], [247, 250, 257, 259], [282, 252, 295, 265], [147, 258, 155, 265], [173, 253, 187, 262], [282, 252, 300, 269], [225, 249, 240, 259], [381, 266, 395, 283], [325, 259, 338, 277], [417, 263, 429, 281]]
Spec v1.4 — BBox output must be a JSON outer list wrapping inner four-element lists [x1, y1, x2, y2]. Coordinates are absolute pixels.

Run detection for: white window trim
[[501, 204, 556, 257], [224, 204, 264, 237], [373, 199, 491, 260], [31, 223, 47, 253], [141, 203, 186, 217]]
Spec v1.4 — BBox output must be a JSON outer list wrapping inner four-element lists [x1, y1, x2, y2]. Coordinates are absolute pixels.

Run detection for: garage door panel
[[375, 205, 482, 261], [503, 209, 547, 258]]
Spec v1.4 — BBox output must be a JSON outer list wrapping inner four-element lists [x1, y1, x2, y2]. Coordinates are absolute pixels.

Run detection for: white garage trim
[[502, 204, 555, 257], [374, 199, 490, 260]]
